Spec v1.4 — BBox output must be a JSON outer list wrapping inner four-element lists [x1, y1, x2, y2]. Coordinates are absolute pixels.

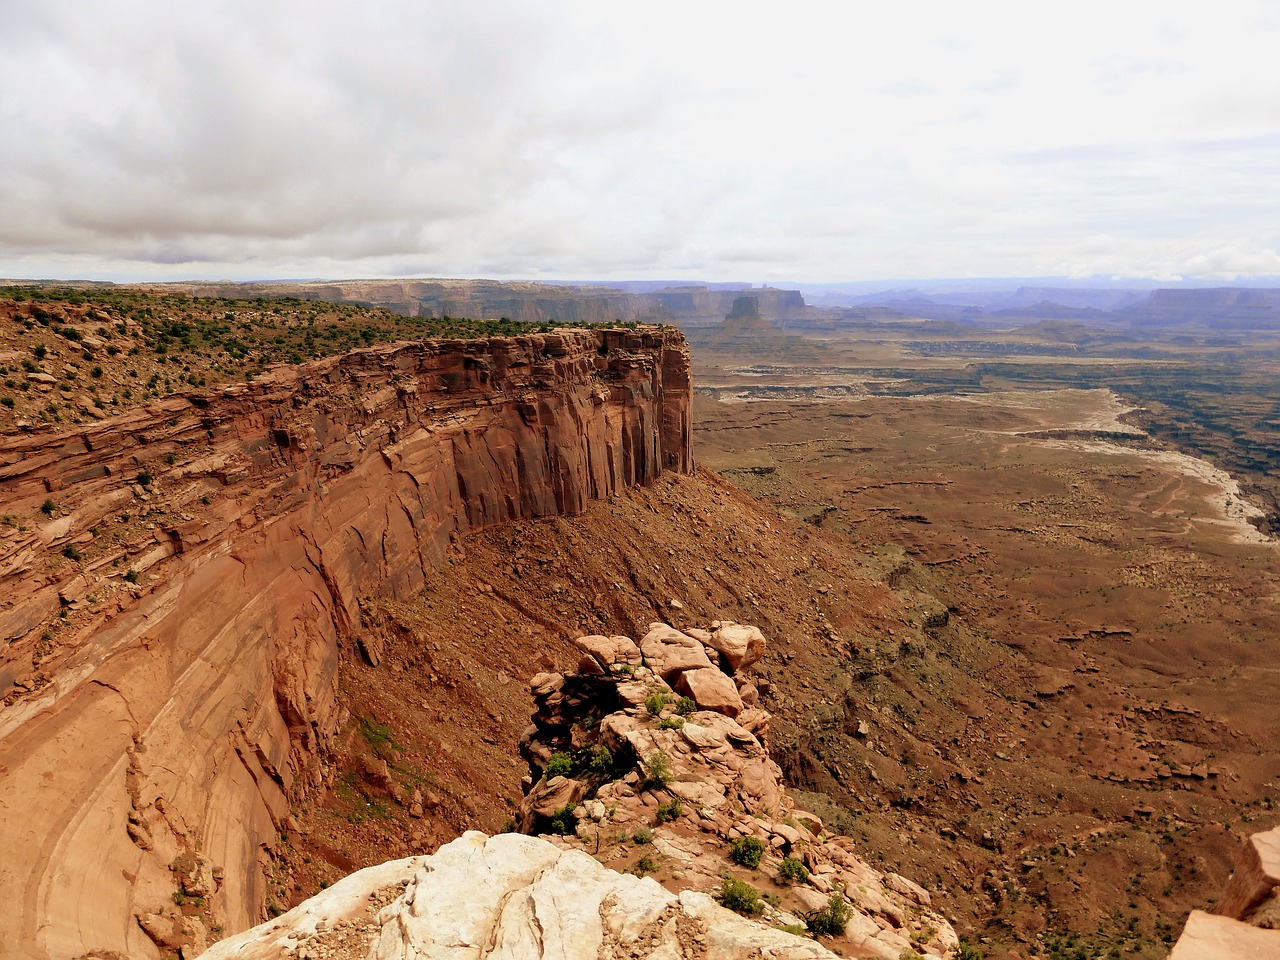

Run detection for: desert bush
[[807, 893, 852, 937], [544, 751, 573, 779], [730, 836, 766, 868], [632, 827, 653, 844], [655, 798, 682, 824], [547, 803, 577, 836], [640, 750, 673, 790], [718, 876, 762, 915], [778, 856, 809, 884]]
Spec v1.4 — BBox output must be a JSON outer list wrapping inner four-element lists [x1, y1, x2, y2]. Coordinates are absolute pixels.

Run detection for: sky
[[2, 0, 1279, 285]]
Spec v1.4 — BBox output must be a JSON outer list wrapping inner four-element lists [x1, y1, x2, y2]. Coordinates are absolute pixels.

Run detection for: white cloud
[[1, 0, 1279, 282]]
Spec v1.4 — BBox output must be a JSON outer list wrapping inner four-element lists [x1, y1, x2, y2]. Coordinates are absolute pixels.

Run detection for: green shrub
[[588, 744, 613, 773], [40, 498, 56, 515], [547, 803, 577, 836], [956, 941, 984, 960], [655, 798, 682, 824], [675, 696, 697, 715], [640, 750, 673, 791], [779, 856, 809, 884], [645, 691, 670, 716], [632, 827, 653, 844], [62, 544, 82, 562], [544, 751, 573, 779], [123, 569, 139, 584], [718, 876, 762, 915], [135, 470, 153, 487], [731, 836, 766, 868], [659, 716, 685, 730], [632, 854, 658, 876], [807, 893, 852, 937]]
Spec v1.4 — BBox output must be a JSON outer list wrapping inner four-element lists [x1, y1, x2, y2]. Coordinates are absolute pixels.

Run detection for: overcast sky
[[2, 0, 1279, 285]]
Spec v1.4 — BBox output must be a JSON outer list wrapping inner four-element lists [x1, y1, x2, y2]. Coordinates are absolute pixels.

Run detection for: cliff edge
[[0, 327, 691, 960]]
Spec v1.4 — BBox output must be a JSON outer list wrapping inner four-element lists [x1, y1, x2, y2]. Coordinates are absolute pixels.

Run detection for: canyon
[[0, 326, 690, 959], [3, 281, 1280, 960]]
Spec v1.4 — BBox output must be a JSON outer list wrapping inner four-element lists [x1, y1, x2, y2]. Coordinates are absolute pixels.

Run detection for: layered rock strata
[[0, 328, 692, 959], [198, 831, 841, 960], [516, 622, 960, 960], [1170, 825, 1280, 958]]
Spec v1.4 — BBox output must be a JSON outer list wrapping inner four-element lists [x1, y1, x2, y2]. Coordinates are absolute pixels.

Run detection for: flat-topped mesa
[[517, 622, 961, 960], [0, 327, 692, 960], [1171, 825, 1280, 959]]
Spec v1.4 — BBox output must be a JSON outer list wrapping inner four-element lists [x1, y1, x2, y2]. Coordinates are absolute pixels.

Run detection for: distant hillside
[[1118, 287, 1280, 329]]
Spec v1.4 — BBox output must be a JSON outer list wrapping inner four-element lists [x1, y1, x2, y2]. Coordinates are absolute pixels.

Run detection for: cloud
[[1, 0, 1279, 283]]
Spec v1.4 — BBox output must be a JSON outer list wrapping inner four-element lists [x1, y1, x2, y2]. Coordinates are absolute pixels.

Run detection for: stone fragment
[[530, 672, 565, 697]]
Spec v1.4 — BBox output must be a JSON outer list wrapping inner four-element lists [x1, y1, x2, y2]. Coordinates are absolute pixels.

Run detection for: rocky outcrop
[[515, 622, 960, 960], [198, 831, 841, 960], [1171, 825, 1280, 958], [0, 328, 692, 959]]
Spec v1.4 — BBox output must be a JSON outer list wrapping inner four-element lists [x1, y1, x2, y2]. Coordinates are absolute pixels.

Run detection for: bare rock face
[[0, 328, 692, 959], [515, 622, 960, 959], [1170, 825, 1280, 958], [198, 832, 840, 960]]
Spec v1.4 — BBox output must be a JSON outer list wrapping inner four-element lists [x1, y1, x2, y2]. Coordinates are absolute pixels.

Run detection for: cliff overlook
[[0, 324, 690, 959]]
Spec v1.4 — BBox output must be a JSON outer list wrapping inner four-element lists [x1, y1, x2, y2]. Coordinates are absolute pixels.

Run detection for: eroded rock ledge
[[0, 328, 691, 960]]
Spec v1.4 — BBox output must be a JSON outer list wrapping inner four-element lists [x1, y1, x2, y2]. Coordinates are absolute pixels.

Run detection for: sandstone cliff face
[[0, 328, 692, 960]]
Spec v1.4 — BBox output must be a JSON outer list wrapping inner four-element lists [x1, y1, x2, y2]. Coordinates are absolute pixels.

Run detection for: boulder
[[676, 667, 744, 718], [518, 776, 586, 830], [573, 634, 643, 670], [639, 623, 712, 683], [706, 621, 768, 672]]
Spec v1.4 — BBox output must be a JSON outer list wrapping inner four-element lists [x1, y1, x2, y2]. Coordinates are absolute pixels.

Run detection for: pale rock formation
[[199, 832, 841, 960]]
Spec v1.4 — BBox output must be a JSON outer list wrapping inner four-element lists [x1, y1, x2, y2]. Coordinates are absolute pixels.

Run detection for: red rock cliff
[[0, 327, 692, 960]]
